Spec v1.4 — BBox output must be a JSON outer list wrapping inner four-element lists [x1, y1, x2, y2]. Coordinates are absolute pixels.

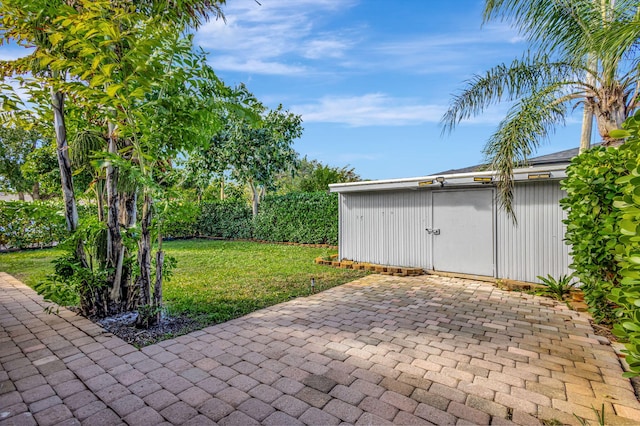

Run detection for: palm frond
[[441, 54, 574, 133], [69, 130, 106, 168], [484, 88, 567, 219], [484, 0, 628, 58]]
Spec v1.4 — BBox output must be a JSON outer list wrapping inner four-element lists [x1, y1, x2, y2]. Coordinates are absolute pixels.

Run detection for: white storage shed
[[329, 152, 575, 284]]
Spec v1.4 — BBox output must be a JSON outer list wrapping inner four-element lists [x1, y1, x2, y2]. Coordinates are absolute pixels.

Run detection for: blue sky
[[1, 0, 589, 181], [193, 0, 588, 180]]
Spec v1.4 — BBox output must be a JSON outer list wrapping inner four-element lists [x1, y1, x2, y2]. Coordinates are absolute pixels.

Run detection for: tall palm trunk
[[593, 83, 629, 146], [579, 55, 595, 153]]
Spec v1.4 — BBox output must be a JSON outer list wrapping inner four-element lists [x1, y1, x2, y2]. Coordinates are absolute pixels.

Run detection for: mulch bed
[[95, 311, 207, 347]]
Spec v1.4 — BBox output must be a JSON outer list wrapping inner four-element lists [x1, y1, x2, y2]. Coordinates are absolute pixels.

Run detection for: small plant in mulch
[[535, 274, 576, 301]]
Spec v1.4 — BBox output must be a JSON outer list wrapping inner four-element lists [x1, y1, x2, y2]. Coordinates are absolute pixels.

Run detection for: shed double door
[[430, 189, 495, 277]]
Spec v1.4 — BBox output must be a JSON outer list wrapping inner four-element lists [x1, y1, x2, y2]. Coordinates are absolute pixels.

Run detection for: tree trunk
[[249, 181, 259, 217], [96, 179, 105, 222], [51, 87, 79, 232], [18, 192, 25, 201], [137, 193, 153, 307], [119, 192, 137, 227], [50, 84, 88, 268], [154, 239, 164, 325], [106, 122, 124, 304], [121, 191, 137, 310], [220, 175, 225, 200], [593, 84, 628, 147], [579, 101, 593, 153], [580, 55, 596, 153], [31, 182, 40, 201]]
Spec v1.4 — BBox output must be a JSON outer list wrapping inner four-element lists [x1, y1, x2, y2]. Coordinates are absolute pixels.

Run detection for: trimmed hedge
[[254, 192, 338, 245], [0, 201, 67, 250], [161, 200, 201, 239], [197, 200, 253, 239], [1, 193, 338, 249]]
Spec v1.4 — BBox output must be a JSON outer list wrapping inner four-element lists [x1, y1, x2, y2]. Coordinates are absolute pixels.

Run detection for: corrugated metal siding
[[339, 190, 431, 268], [496, 181, 571, 283], [339, 180, 570, 283]]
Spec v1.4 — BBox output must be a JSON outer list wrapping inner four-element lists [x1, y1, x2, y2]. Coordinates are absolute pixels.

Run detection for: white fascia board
[[329, 164, 568, 194]]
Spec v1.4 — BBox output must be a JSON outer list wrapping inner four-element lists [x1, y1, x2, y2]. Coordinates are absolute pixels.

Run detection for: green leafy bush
[[560, 146, 631, 324], [608, 115, 640, 377], [197, 200, 253, 239], [254, 192, 338, 245], [0, 200, 67, 249], [160, 200, 201, 239]]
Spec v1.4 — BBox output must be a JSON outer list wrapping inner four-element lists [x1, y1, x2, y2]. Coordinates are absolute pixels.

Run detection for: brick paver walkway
[[1, 272, 640, 425]]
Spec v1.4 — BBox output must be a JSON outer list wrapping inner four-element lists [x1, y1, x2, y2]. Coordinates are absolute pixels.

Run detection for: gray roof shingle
[[434, 145, 588, 175]]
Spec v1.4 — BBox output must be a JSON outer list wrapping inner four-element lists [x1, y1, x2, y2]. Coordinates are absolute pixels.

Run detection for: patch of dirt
[[95, 311, 207, 347], [589, 319, 617, 342]]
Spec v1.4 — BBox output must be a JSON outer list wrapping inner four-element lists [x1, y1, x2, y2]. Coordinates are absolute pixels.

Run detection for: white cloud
[[302, 38, 350, 60], [196, 1, 524, 77], [367, 24, 525, 74], [196, 0, 358, 75], [210, 56, 308, 75], [293, 93, 448, 127], [293, 93, 515, 127]]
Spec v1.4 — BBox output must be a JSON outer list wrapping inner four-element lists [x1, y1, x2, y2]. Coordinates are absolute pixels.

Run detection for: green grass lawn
[[0, 239, 367, 323], [0, 247, 65, 288]]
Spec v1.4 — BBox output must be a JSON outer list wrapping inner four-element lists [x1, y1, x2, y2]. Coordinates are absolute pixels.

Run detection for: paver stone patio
[[1, 271, 640, 425]]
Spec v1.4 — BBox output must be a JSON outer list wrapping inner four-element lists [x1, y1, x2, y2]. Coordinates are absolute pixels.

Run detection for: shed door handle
[[426, 228, 440, 235]]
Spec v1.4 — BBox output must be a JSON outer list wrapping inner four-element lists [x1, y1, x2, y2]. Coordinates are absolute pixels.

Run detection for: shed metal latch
[[425, 228, 440, 235]]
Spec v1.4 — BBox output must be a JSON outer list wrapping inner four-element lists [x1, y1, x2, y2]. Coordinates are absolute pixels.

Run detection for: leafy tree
[[442, 0, 640, 215], [0, 125, 42, 199], [0, 0, 230, 322], [1, 0, 86, 235], [276, 156, 360, 193], [204, 100, 303, 217], [21, 142, 62, 200]]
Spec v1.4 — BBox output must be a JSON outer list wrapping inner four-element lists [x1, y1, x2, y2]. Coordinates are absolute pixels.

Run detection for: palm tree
[[442, 0, 640, 216]]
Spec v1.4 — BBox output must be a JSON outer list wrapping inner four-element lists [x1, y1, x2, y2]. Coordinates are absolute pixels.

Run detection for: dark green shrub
[[608, 115, 640, 377], [254, 192, 338, 245], [197, 200, 253, 239], [161, 201, 201, 239], [560, 146, 631, 324], [0, 200, 67, 249]]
